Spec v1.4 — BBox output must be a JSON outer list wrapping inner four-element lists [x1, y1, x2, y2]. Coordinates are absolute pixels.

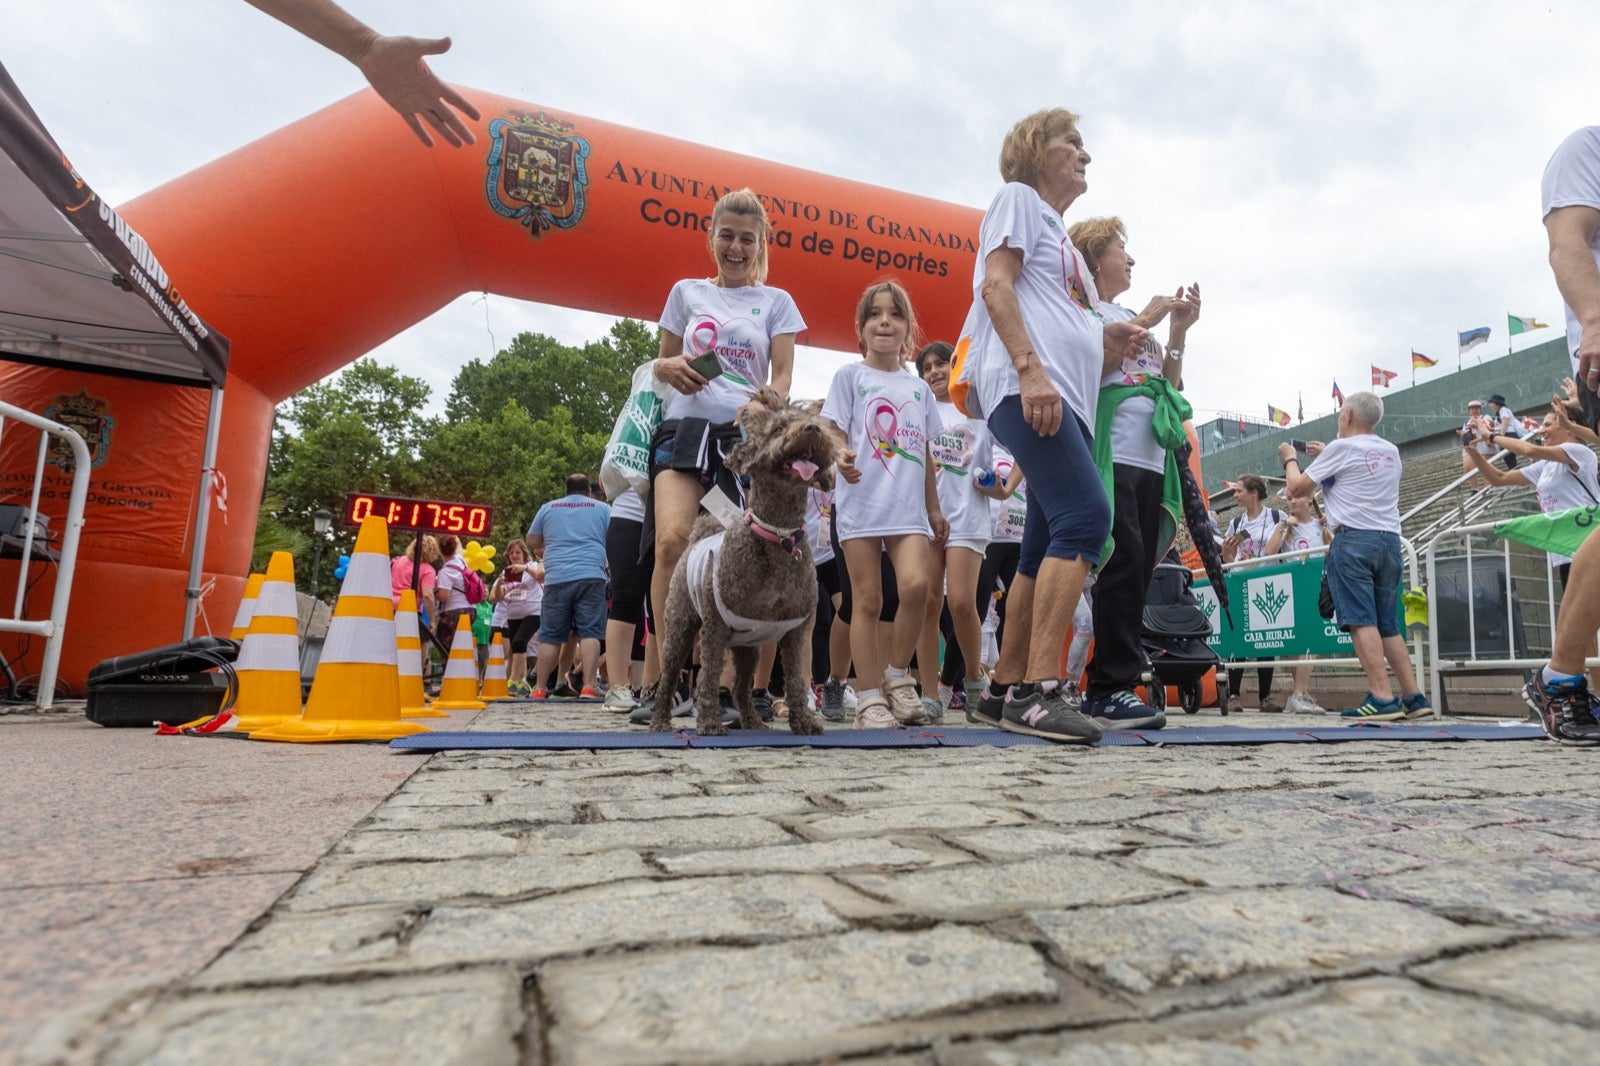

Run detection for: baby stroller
[[1140, 562, 1227, 716]]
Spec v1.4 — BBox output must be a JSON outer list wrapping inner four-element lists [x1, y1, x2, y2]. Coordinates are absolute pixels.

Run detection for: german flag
[[1411, 351, 1438, 369]]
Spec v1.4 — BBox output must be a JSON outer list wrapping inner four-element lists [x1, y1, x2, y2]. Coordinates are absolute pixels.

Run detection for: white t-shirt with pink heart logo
[[658, 278, 806, 422], [821, 362, 943, 541]]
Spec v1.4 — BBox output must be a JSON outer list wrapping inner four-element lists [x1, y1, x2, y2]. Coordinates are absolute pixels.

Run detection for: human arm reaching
[[243, 0, 481, 147]]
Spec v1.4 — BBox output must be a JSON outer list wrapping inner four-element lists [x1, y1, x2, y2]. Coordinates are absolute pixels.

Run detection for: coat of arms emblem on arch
[[485, 110, 591, 236]]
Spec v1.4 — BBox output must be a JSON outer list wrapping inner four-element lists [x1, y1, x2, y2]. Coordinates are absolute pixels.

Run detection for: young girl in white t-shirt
[[821, 282, 949, 728], [914, 341, 1016, 717]]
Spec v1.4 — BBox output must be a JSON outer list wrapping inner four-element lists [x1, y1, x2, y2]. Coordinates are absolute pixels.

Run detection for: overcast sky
[[9, 1, 1594, 426]]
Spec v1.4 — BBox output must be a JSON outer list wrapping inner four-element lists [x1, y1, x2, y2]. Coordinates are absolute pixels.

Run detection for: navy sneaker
[[1000, 682, 1101, 744], [969, 680, 1007, 727], [1401, 692, 1433, 720], [752, 689, 775, 722], [1081, 689, 1167, 731], [1522, 673, 1600, 746], [550, 682, 580, 700], [1340, 693, 1405, 721]]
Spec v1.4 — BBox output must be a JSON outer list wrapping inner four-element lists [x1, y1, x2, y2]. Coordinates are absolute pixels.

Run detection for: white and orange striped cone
[[431, 614, 487, 711], [396, 589, 446, 718], [480, 629, 510, 700], [224, 551, 305, 732], [250, 515, 427, 742], [229, 573, 265, 641]]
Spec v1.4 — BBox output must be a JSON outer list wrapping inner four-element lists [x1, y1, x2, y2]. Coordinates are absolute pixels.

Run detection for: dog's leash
[[743, 509, 804, 558]]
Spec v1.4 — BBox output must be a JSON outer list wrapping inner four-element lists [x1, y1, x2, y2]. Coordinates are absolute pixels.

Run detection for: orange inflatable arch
[[0, 89, 987, 687]]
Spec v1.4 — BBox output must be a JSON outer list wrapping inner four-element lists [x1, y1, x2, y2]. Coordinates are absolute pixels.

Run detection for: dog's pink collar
[[744, 510, 803, 558]]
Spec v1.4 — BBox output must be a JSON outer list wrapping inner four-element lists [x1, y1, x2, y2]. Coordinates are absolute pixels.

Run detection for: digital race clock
[[342, 493, 493, 535]]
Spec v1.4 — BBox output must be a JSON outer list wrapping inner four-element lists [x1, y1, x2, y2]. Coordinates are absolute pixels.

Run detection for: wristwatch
[[1167, 346, 1184, 360]]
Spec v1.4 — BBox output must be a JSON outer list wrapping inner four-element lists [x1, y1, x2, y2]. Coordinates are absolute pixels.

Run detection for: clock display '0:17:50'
[[342, 493, 492, 535]]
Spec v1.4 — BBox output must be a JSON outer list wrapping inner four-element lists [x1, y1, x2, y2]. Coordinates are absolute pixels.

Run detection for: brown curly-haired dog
[[651, 388, 840, 736]]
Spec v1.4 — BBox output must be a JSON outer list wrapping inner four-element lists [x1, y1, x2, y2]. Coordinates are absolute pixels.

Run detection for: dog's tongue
[[791, 459, 819, 482]]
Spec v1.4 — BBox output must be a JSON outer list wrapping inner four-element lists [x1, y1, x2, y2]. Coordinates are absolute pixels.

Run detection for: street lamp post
[[310, 508, 333, 595]]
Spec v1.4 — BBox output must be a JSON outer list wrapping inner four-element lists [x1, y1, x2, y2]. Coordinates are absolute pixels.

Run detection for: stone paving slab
[[539, 926, 1058, 1065], [942, 978, 1600, 1064], [1028, 886, 1501, 999]]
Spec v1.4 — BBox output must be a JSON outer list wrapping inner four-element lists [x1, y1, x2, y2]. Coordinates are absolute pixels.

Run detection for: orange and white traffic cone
[[396, 589, 445, 718], [230, 573, 265, 641], [226, 551, 306, 732], [480, 629, 510, 700], [250, 515, 427, 742], [431, 613, 487, 711]]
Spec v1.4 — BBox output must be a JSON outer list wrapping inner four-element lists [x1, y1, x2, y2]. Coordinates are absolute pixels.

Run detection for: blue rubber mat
[[389, 722, 1545, 751]]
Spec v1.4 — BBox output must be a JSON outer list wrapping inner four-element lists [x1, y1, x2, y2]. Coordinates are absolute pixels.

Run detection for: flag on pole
[[1507, 314, 1549, 335], [1411, 351, 1438, 369], [1297, 391, 1304, 423], [1494, 506, 1600, 559], [1371, 365, 1398, 387], [1267, 405, 1291, 426], [1459, 327, 1491, 353], [1211, 428, 1224, 446], [1331, 380, 1344, 408]]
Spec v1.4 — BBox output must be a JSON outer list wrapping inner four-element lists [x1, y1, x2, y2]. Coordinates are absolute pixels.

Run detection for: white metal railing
[[1209, 537, 1428, 715], [1402, 437, 1537, 545], [0, 400, 89, 710], [1422, 518, 1597, 711]]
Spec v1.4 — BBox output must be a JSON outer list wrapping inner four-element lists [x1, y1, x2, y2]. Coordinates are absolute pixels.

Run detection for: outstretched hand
[[1168, 283, 1202, 332], [351, 34, 481, 147]]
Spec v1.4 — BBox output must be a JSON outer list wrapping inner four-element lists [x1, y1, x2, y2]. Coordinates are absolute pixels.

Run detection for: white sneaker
[[842, 684, 859, 711], [883, 674, 930, 725], [601, 686, 638, 713], [1284, 693, 1326, 714], [854, 695, 897, 729]]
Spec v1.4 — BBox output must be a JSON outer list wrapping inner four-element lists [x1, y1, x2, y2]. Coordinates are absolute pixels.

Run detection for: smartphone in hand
[[1291, 438, 1309, 453], [687, 351, 724, 381]]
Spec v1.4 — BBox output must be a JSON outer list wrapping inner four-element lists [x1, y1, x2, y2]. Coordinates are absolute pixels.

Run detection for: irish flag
[[1508, 314, 1549, 335], [1411, 351, 1438, 369]]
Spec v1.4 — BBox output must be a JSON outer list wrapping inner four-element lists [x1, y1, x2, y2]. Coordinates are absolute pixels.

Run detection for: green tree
[[444, 319, 655, 437], [266, 358, 431, 596], [418, 401, 605, 543]]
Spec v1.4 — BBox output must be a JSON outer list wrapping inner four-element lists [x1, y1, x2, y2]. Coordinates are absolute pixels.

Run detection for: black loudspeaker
[[85, 637, 239, 727]]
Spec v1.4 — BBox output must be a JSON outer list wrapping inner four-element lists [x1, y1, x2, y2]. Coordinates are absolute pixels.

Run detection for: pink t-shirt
[[390, 556, 436, 606]]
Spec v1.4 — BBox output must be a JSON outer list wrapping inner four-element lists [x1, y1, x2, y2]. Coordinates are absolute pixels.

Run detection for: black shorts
[[815, 555, 842, 600], [641, 417, 746, 558], [506, 614, 540, 654], [606, 517, 654, 626]]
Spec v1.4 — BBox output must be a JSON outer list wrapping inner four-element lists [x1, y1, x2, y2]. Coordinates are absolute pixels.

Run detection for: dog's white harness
[[684, 530, 810, 647]]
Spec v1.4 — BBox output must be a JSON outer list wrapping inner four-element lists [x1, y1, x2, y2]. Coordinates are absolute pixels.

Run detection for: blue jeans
[[1326, 529, 1402, 637], [539, 578, 608, 642], [987, 395, 1111, 578]]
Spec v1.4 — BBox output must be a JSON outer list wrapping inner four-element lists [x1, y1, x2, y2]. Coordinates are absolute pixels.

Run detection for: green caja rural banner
[[1192, 557, 1359, 659]]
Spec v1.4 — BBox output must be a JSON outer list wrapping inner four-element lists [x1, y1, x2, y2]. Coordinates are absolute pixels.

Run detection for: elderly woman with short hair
[[956, 107, 1147, 743]]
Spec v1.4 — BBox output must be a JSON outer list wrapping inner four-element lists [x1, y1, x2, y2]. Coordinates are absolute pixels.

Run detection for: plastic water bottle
[[974, 466, 997, 489]]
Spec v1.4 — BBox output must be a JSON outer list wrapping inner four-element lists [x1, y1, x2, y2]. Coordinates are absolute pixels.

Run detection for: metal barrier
[[0, 400, 89, 710], [1422, 519, 1592, 711], [1203, 538, 1428, 714]]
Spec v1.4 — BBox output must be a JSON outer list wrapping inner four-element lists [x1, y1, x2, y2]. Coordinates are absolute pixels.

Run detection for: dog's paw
[[696, 717, 730, 737], [789, 713, 825, 736]]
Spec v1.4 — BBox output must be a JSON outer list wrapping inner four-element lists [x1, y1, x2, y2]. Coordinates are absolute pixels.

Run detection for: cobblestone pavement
[[23, 698, 1600, 1065]]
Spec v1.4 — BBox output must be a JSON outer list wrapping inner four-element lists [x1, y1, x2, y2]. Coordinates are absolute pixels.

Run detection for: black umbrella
[[1174, 442, 1233, 628]]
